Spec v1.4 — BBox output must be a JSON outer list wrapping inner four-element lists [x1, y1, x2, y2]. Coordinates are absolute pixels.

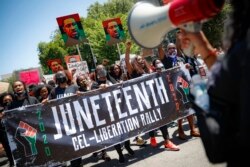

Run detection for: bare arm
[[125, 41, 133, 75], [180, 30, 217, 69], [157, 44, 165, 60]]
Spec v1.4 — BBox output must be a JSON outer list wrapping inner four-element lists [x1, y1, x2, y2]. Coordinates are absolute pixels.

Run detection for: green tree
[[37, 0, 231, 74], [37, 0, 138, 74], [202, 2, 232, 47], [85, 0, 139, 65], [38, 41, 67, 74]]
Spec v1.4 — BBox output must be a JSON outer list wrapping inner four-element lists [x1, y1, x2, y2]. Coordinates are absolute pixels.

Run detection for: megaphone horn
[[127, 0, 225, 49]]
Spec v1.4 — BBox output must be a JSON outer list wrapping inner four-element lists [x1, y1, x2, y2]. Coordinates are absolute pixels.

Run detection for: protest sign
[[57, 13, 87, 46], [67, 61, 89, 80], [64, 55, 81, 64], [19, 69, 41, 85], [102, 18, 125, 46]]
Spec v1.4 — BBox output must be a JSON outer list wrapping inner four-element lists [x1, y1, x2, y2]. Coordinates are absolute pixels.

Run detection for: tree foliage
[[36, 0, 231, 75], [202, 2, 232, 48], [38, 41, 67, 74], [37, 0, 139, 74]]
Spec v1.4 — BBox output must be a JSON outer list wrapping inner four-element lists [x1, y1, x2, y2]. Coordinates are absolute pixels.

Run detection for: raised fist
[[15, 121, 38, 156]]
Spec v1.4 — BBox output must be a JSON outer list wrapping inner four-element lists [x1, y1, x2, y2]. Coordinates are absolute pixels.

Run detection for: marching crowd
[[2, 0, 250, 166], [0, 31, 213, 166]]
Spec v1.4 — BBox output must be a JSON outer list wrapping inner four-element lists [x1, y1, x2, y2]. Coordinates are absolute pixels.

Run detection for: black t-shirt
[[162, 55, 186, 69], [49, 85, 79, 99], [130, 70, 143, 79], [162, 56, 176, 69], [184, 56, 199, 77], [8, 96, 39, 110], [202, 41, 249, 164], [130, 69, 149, 79], [2, 95, 38, 132]]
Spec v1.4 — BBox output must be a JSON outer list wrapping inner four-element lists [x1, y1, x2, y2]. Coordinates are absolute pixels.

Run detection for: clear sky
[[0, 0, 107, 79]]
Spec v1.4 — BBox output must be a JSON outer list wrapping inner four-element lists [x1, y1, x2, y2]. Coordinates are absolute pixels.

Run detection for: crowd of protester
[[0, 35, 214, 166], [2, 0, 249, 166]]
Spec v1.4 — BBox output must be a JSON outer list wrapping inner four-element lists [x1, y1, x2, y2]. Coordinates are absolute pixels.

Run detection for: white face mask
[[169, 49, 177, 58], [172, 49, 177, 56], [168, 49, 177, 58]]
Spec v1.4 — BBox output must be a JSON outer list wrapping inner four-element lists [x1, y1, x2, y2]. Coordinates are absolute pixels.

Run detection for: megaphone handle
[[179, 22, 202, 57]]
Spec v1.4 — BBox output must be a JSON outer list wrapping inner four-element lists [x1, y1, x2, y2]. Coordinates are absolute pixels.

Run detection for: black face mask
[[3, 101, 12, 108], [15, 91, 26, 97], [0, 106, 4, 113], [57, 77, 67, 84], [98, 80, 106, 85]]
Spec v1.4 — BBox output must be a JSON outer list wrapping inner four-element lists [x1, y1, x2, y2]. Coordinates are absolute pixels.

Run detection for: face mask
[[15, 91, 26, 97], [97, 69, 107, 79], [98, 80, 106, 85], [0, 107, 4, 113], [57, 77, 67, 84], [3, 101, 12, 108], [170, 49, 177, 57]]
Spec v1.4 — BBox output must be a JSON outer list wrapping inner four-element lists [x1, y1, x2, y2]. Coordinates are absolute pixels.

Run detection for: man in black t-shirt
[[49, 72, 80, 167], [49, 72, 78, 100]]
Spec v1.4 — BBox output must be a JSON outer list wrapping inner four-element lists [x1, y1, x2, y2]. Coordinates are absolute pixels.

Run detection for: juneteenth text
[[50, 76, 169, 148]]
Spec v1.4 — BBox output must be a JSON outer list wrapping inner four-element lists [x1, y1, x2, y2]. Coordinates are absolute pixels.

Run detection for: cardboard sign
[[67, 61, 89, 79]]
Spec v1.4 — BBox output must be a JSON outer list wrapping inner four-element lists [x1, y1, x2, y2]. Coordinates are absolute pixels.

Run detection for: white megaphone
[[128, 0, 225, 49]]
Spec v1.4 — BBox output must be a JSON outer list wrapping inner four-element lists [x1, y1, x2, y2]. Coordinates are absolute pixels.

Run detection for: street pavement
[[0, 121, 227, 167], [81, 120, 227, 167]]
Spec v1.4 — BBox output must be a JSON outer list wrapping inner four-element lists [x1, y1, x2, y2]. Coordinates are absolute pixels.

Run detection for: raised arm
[[157, 44, 165, 61], [125, 41, 133, 75]]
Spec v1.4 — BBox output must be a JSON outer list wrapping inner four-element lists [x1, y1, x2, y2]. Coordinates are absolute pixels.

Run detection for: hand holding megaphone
[[179, 29, 217, 69], [127, 0, 225, 49]]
